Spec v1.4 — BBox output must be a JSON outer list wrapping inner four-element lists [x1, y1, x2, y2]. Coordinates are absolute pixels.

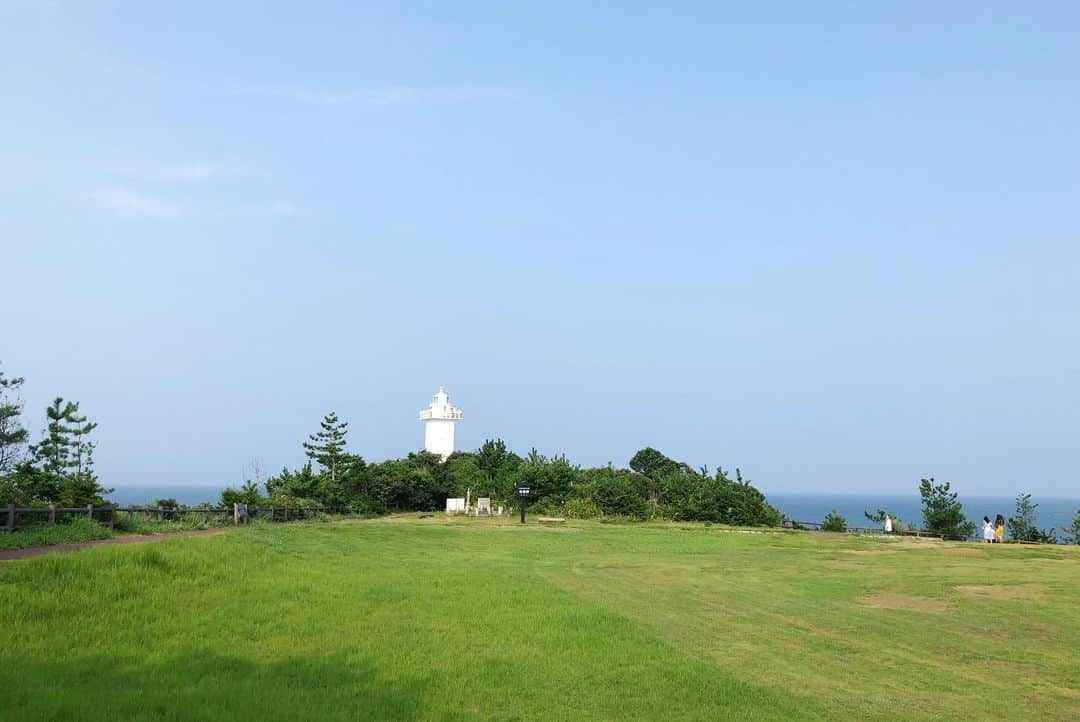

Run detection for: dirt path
[[0, 528, 230, 561]]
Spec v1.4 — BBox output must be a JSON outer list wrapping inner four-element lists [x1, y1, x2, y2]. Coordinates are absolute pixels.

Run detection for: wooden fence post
[[107, 505, 116, 530], [127, 509, 133, 522], [49, 504, 56, 524], [87, 504, 94, 521], [6, 504, 14, 533], [284, 506, 289, 521], [157, 506, 164, 522]]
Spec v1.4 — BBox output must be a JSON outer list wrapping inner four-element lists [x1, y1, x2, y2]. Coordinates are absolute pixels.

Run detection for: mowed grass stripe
[[1, 521, 809, 721], [540, 526, 1080, 721]]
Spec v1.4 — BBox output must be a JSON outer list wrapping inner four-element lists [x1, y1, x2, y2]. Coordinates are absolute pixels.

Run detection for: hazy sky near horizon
[[3, 2, 1079, 496]]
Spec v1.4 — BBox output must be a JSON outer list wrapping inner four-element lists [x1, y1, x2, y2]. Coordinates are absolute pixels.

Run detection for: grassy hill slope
[[2, 518, 1077, 721]]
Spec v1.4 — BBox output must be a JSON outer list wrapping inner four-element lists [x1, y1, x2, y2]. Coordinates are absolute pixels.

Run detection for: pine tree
[[59, 436, 110, 507], [70, 412, 98, 478], [0, 365, 29, 475], [27, 398, 110, 506], [32, 398, 81, 479], [302, 411, 349, 484], [919, 477, 976, 539]]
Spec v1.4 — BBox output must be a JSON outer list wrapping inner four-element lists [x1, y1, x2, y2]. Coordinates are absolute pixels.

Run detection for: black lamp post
[[516, 482, 532, 524]]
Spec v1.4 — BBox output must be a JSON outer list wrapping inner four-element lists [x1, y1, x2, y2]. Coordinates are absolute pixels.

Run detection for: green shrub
[[528, 497, 561, 517], [716, 478, 782, 527], [265, 494, 323, 509], [655, 466, 780, 527], [0, 517, 112, 551], [591, 476, 648, 520], [821, 511, 847, 533], [114, 510, 226, 535], [561, 497, 603, 519], [574, 466, 649, 520], [112, 516, 139, 533]]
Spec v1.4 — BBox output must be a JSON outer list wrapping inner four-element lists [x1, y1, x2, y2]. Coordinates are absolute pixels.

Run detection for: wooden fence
[[3, 504, 349, 533], [5, 506, 1054, 545], [782, 519, 978, 541]]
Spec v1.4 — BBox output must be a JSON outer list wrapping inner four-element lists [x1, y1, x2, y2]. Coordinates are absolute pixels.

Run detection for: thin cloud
[[83, 186, 186, 219], [241, 84, 518, 107], [85, 160, 228, 182], [219, 201, 298, 218], [82, 187, 296, 220], [143, 161, 224, 182]]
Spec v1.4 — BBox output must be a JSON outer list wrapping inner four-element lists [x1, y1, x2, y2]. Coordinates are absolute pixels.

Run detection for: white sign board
[[446, 498, 466, 514]]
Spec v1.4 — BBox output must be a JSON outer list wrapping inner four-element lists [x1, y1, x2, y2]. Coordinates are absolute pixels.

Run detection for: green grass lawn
[[2, 518, 1078, 721]]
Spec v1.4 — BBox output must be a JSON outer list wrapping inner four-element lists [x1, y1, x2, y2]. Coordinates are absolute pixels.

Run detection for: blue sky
[[3, 2, 1078, 495]]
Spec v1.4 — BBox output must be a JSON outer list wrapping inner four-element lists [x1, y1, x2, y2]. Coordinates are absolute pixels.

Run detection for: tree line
[[220, 411, 784, 526], [3, 361, 1078, 541], [0, 364, 109, 508]]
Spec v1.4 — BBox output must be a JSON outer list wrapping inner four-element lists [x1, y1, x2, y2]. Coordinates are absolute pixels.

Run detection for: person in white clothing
[[883, 514, 893, 534], [982, 516, 995, 543]]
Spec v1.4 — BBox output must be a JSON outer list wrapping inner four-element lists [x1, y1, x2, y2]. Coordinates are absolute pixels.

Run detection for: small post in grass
[[516, 482, 532, 524], [6, 504, 14, 533]]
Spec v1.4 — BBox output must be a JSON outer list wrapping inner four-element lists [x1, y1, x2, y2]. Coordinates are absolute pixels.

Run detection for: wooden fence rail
[[3, 504, 350, 533], [782, 519, 973, 541]]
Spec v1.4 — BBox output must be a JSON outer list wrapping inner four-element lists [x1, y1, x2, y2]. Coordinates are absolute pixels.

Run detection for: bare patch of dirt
[[824, 560, 871, 571], [861, 592, 948, 613], [940, 548, 985, 557], [956, 585, 1044, 601], [776, 614, 824, 633], [843, 549, 896, 556]]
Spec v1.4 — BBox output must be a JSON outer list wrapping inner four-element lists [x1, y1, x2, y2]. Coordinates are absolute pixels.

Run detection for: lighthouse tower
[[418, 386, 462, 460]]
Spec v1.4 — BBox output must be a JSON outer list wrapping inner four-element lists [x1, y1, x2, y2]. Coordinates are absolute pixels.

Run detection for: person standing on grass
[[884, 514, 893, 534], [995, 514, 1005, 543], [982, 516, 995, 543]]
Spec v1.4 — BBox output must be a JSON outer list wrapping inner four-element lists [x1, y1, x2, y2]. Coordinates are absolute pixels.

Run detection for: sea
[[107, 484, 1079, 536], [107, 485, 226, 507]]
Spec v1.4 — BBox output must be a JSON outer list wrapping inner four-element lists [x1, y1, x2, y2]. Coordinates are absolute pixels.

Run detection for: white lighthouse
[[418, 386, 462, 460]]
